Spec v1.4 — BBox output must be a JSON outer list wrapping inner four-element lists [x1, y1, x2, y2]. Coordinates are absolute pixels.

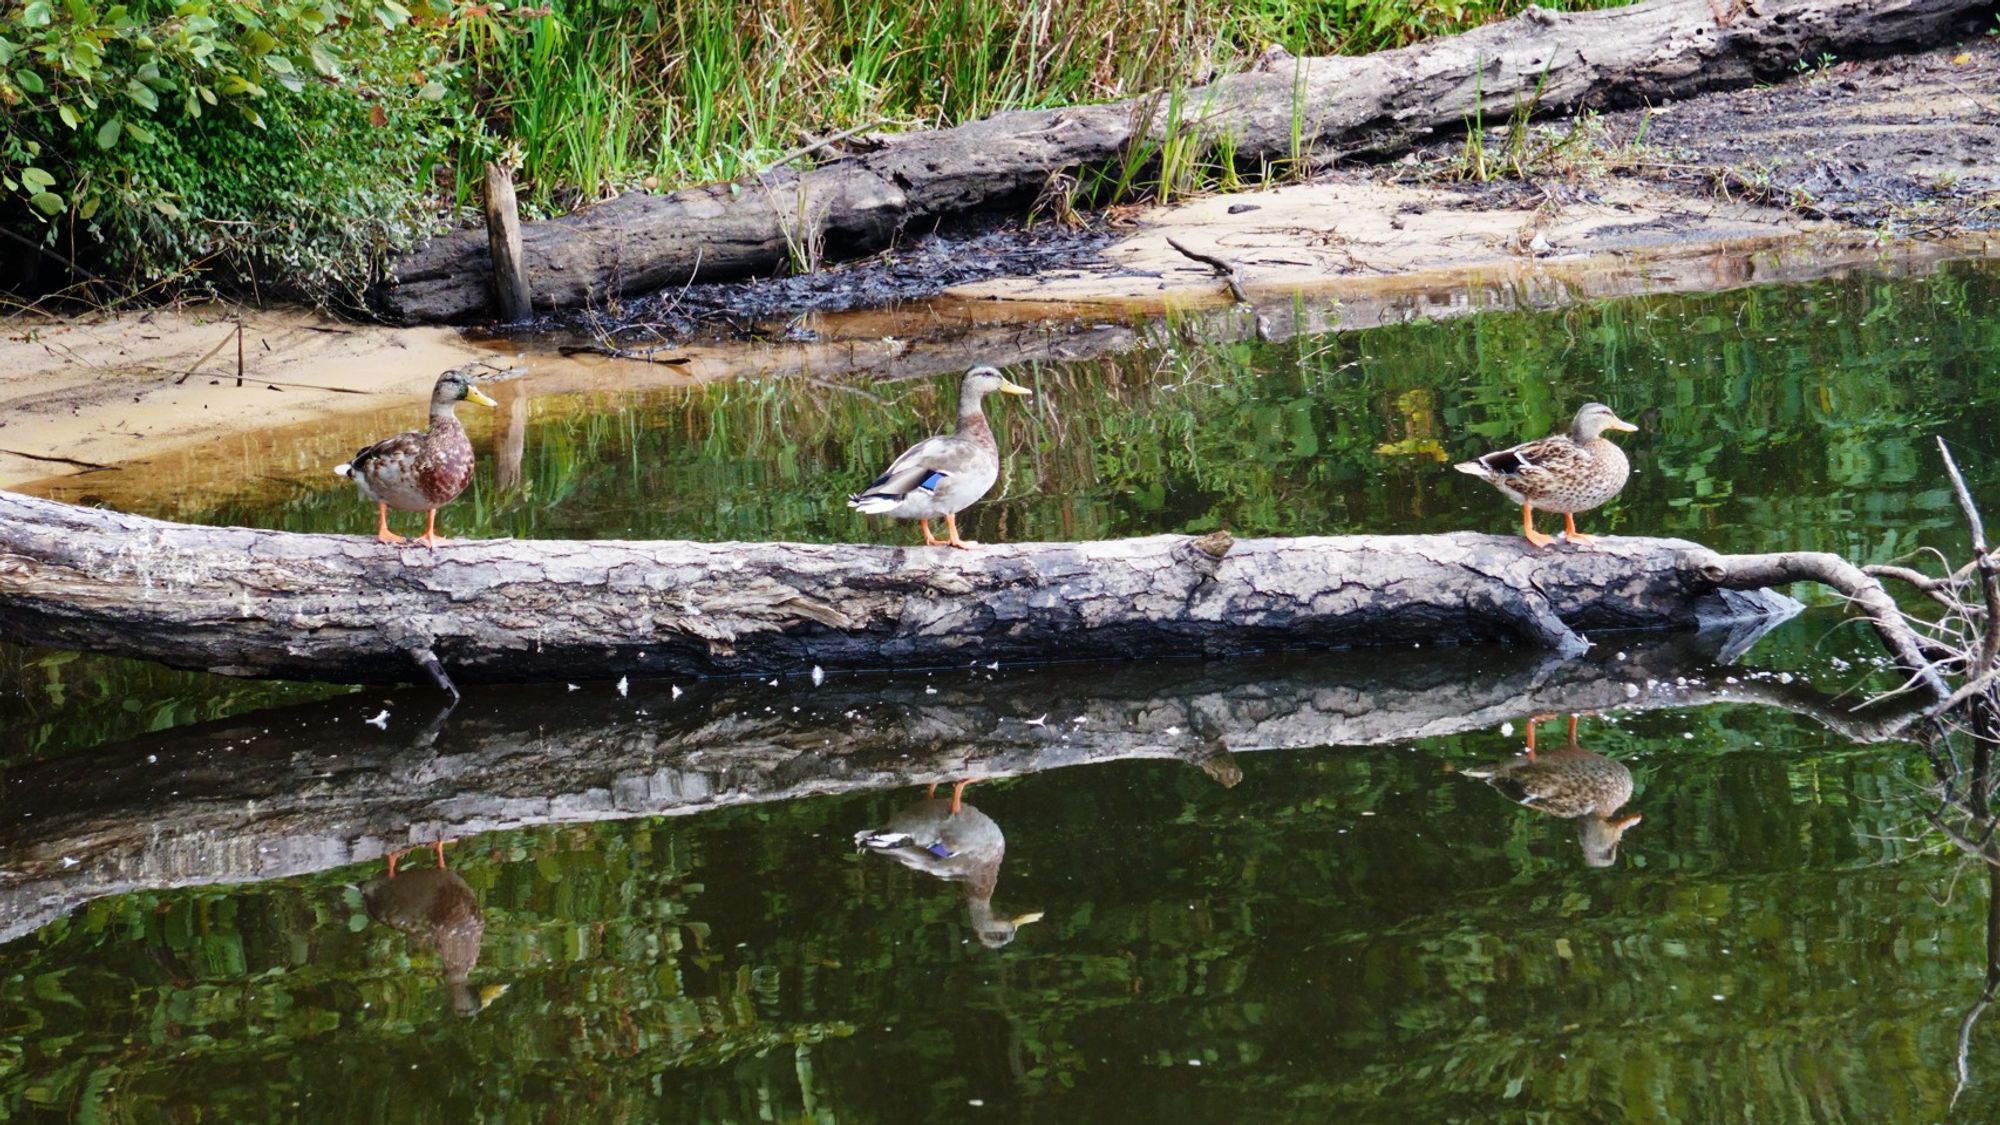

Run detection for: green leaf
[[122, 119, 154, 144], [14, 68, 45, 95], [20, 1, 53, 28], [57, 104, 79, 129], [20, 166, 54, 189], [77, 194, 99, 220], [417, 80, 444, 102], [30, 191, 64, 215], [308, 41, 340, 78], [125, 79, 157, 111], [264, 55, 295, 76], [94, 116, 122, 149], [244, 29, 277, 55]]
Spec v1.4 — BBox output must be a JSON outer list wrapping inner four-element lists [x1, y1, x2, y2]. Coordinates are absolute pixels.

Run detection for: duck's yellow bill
[[1011, 911, 1046, 926], [999, 379, 1033, 397], [1606, 417, 1638, 432], [467, 387, 500, 408]]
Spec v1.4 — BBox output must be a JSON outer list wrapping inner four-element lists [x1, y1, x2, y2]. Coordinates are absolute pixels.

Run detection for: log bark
[[0, 491, 1801, 693], [373, 0, 1988, 323], [0, 629, 1922, 944]]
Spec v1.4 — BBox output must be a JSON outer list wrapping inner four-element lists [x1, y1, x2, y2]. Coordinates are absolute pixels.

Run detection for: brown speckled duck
[[848, 366, 1033, 549], [362, 843, 496, 1016], [854, 783, 1044, 948], [1462, 714, 1642, 868], [1455, 403, 1637, 548], [336, 368, 497, 547]]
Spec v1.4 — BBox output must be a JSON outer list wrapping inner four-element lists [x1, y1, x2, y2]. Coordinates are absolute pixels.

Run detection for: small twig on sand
[[1165, 236, 1253, 306], [0, 448, 113, 471], [173, 324, 241, 386]]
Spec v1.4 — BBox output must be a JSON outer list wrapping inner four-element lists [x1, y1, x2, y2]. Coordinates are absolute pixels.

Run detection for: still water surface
[[4, 257, 2000, 1120]]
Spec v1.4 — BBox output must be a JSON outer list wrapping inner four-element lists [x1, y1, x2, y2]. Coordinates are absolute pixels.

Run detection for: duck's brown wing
[[346, 429, 426, 475], [1473, 434, 1591, 485]]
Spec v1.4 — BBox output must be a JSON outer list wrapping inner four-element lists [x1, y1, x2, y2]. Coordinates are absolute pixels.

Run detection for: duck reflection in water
[[1463, 714, 1643, 868], [362, 841, 499, 1016], [854, 781, 1045, 948]]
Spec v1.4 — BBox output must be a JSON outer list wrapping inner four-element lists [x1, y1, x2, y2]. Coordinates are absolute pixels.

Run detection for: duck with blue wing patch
[[848, 365, 1033, 549], [854, 782, 1044, 949]]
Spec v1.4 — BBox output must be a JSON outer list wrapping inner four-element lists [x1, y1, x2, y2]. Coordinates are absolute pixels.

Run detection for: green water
[[5, 257, 2000, 1120]]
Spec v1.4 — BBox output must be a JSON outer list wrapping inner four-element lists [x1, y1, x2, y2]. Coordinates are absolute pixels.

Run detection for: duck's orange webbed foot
[[1562, 512, 1597, 546], [374, 503, 408, 544], [919, 519, 941, 547], [415, 509, 448, 548], [944, 512, 978, 551], [1521, 505, 1556, 549], [949, 780, 971, 814]]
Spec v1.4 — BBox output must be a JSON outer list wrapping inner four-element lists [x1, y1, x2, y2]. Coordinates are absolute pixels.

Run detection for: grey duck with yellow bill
[[848, 365, 1032, 549], [1462, 714, 1642, 868], [362, 843, 499, 1016], [1454, 402, 1637, 548], [855, 783, 1044, 948], [335, 367, 498, 547]]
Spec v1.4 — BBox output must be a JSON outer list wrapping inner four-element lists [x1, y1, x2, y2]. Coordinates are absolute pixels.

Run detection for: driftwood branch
[[0, 629, 1921, 944], [1691, 548, 1952, 702], [0, 491, 1805, 693], [371, 0, 1989, 321]]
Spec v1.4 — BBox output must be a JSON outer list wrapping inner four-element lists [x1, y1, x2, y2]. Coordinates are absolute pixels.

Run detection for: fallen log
[[374, 0, 1988, 322], [0, 630, 1921, 944], [0, 491, 1806, 693]]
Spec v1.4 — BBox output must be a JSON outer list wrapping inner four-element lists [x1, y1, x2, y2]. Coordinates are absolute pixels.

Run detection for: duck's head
[[974, 909, 1045, 948], [1576, 811, 1643, 867], [434, 368, 500, 409], [963, 365, 1033, 401], [1570, 402, 1637, 442]]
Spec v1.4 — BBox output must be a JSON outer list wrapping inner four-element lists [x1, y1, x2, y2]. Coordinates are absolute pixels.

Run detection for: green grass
[[455, 0, 1636, 214], [1, 0, 1635, 300]]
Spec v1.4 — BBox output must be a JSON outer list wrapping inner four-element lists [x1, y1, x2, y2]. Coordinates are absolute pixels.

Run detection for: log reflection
[[0, 621, 1927, 945]]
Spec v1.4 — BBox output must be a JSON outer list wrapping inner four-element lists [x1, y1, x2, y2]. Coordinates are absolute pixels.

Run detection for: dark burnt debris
[[549, 214, 1114, 346]]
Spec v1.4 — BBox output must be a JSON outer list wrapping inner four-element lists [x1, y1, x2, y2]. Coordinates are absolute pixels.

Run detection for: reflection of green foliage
[[0, 700, 1993, 1120]]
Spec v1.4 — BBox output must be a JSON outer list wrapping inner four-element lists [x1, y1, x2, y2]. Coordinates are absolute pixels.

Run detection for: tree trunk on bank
[[0, 491, 1802, 693], [0, 631, 1924, 944], [373, 0, 1989, 323]]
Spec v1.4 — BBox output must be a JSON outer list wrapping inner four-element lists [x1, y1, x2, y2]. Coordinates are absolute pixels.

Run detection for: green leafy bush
[[0, 0, 459, 307]]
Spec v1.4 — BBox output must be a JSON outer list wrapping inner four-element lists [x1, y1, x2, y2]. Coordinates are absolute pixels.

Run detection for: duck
[[335, 367, 498, 547], [854, 783, 1044, 948], [848, 365, 1033, 549], [1461, 713, 1643, 868], [1454, 402, 1637, 548], [362, 842, 496, 1016]]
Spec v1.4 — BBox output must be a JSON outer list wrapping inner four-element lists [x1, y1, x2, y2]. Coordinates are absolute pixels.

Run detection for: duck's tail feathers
[[334, 463, 354, 479], [854, 828, 914, 850], [848, 493, 903, 514]]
